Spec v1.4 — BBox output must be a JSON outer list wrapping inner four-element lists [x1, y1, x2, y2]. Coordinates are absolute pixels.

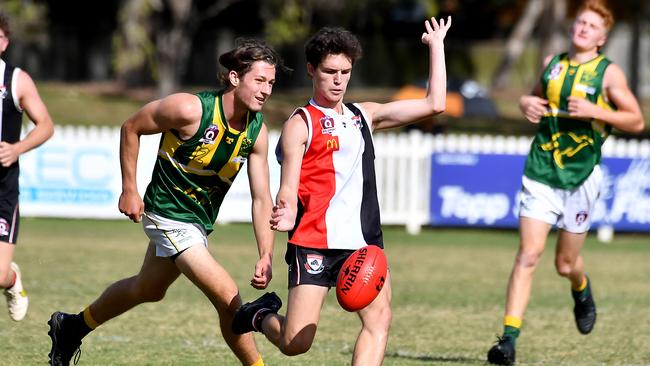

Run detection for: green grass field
[[1, 218, 649, 365]]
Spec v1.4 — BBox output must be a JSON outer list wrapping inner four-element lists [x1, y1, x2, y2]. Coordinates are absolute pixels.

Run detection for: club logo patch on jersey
[[0, 218, 9, 237], [304, 254, 324, 274], [575, 211, 589, 225], [0, 85, 7, 99], [549, 63, 563, 80], [240, 137, 253, 151], [351, 115, 363, 129], [320, 115, 336, 135], [580, 69, 598, 83], [199, 125, 220, 144]]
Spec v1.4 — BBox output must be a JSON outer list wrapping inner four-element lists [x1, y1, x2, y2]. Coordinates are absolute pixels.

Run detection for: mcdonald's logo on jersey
[[326, 136, 340, 151]]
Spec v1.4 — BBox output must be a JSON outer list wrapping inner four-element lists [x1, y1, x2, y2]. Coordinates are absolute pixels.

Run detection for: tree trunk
[[538, 0, 568, 68], [629, 0, 642, 96], [491, 0, 545, 90], [113, 0, 155, 86], [155, 0, 193, 97], [154, 0, 242, 97]]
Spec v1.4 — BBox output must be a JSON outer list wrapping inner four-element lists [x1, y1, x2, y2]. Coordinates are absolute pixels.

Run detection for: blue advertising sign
[[429, 153, 650, 231]]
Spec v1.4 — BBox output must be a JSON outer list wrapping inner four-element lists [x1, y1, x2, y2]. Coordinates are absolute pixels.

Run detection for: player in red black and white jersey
[[233, 17, 451, 366], [280, 98, 382, 251]]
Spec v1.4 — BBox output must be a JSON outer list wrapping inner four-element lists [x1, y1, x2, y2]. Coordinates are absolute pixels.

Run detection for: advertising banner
[[19, 129, 281, 222], [429, 153, 650, 231]]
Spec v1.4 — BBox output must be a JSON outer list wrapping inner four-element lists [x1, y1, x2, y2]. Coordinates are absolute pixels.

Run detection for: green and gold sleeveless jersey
[[524, 52, 615, 189], [143, 90, 264, 233]]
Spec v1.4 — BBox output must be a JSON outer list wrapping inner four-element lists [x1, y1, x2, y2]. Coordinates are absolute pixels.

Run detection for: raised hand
[[421, 15, 452, 46]]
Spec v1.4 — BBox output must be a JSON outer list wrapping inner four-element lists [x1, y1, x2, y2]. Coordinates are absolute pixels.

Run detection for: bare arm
[[364, 16, 451, 131], [270, 112, 308, 231], [0, 70, 54, 167], [247, 123, 275, 289], [567, 63, 645, 133], [119, 93, 202, 222]]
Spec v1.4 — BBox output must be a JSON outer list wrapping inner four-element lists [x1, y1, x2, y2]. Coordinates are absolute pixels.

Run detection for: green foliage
[[111, 0, 158, 82], [264, 0, 310, 45], [2, 218, 649, 365], [418, 0, 438, 18], [0, 0, 47, 43]]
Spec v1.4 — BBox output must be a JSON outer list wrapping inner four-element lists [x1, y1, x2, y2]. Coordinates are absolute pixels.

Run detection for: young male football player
[[233, 17, 451, 366], [487, 1, 645, 365], [48, 39, 286, 366]]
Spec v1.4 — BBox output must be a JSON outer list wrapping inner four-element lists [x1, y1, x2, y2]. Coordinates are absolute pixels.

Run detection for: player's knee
[[279, 337, 313, 356], [554, 259, 573, 277], [367, 305, 392, 331], [515, 250, 542, 268]]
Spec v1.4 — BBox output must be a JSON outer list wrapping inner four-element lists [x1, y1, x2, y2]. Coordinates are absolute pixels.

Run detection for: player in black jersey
[[0, 11, 54, 322]]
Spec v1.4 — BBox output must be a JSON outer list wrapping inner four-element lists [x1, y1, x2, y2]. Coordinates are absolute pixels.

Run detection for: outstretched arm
[[119, 93, 202, 222], [0, 70, 54, 167], [363, 16, 451, 131], [567, 63, 645, 133], [247, 123, 275, 289], [270, 112, 308, 232]]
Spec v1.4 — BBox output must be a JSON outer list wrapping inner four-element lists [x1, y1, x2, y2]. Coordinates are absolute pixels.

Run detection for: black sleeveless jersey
[[0, 59, 24, 198]]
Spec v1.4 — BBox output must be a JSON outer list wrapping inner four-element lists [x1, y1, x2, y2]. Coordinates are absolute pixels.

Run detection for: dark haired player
[[233, 18, 451, 366]]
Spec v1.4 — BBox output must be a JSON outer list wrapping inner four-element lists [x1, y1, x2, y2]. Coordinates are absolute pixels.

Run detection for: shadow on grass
[[385, 350, 484, 364]]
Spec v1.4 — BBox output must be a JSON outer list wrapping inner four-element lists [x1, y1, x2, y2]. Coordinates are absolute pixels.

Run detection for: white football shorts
[[142, 211, 208, 257], [519, 165, 602, 233]]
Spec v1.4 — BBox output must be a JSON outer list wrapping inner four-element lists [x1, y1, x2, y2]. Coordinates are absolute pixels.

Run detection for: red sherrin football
[[336, 245, 387, 312]]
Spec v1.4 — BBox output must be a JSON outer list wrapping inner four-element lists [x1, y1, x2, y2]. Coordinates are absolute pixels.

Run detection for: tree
[[113, 0, 242, 97], [0, 0, 49, 72], [491, 0, 567, 90]]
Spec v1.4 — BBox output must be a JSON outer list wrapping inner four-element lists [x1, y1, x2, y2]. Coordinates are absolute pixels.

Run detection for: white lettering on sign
[[439, 186, 510, 224], [607, 159, 650, 224]]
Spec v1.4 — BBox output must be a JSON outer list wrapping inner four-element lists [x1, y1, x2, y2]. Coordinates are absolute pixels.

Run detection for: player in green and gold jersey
[[47, 39, 287, 366], [488, 1, 645, 365]]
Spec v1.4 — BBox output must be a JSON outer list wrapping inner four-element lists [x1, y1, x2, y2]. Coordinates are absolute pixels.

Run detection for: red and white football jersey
[[283, 99, 383, 250]]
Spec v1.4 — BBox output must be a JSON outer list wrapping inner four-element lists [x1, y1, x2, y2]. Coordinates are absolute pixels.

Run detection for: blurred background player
[[0, 11, 54, 322], [47, 39, 286, 366], [232, 16, 450, 366], [487, 1, 645, 365]]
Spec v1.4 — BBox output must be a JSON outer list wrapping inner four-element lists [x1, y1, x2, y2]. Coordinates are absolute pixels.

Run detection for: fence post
[[406, 130, 423, 235]]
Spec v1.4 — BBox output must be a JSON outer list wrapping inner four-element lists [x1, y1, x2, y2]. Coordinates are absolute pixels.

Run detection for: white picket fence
[[374, 131, 650, 234], [19, 126, 650, 234]]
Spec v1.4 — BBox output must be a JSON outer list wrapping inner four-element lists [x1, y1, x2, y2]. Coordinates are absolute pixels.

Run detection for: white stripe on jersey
[[0, 59, 5, 141]]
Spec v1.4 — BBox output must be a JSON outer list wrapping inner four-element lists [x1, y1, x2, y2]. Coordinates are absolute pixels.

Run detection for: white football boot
[[4, 262, 28, 321]]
